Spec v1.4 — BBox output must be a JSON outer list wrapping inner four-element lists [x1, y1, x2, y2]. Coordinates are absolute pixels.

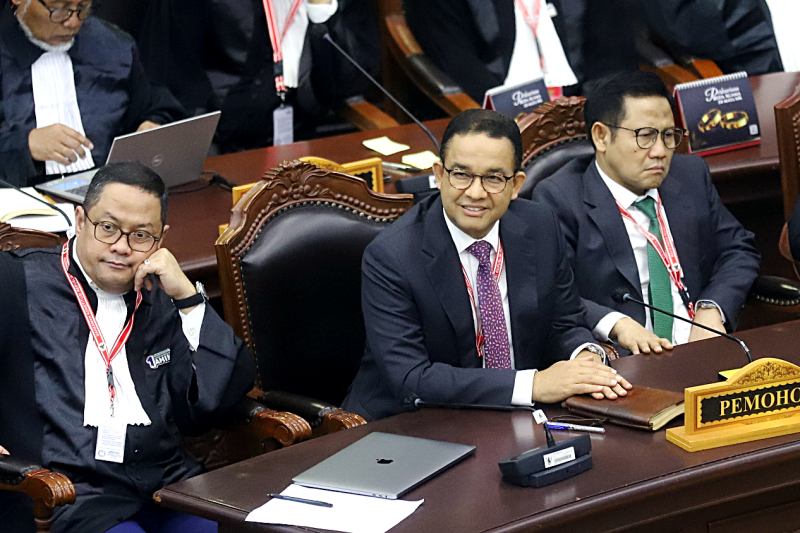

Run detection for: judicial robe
[[0, 4, 184, 187], [0, 243, 254, 533]]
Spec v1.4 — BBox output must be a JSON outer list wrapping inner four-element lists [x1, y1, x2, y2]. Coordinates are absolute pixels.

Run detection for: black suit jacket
[[533, 154, 760, 336], [341, 195, 595, 421]]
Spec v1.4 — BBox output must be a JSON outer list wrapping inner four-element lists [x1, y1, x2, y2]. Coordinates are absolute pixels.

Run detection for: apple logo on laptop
[[376, 458, 394, 465]]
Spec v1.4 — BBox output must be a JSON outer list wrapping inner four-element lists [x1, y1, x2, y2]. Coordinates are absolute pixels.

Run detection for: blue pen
[[545, 422, 605, 434]]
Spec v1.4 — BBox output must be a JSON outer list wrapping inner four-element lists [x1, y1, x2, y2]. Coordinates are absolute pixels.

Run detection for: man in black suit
[[534, 71, 760, 355], [342, 109, 630, 421]]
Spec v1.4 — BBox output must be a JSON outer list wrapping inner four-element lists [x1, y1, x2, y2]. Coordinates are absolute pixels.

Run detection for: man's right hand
[[0, 444, 9, 455], [611, 317, 673, 355], [532, 354, 631, 403], [28, 124, 93, 164]]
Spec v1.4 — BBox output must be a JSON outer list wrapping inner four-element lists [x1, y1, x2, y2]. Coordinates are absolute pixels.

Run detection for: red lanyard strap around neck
[[262, 0, 304, 96], [462, 238, 505, 358], [615, 199, 695, 318], [60, 243, 142, 417], [514, 0, 547, 75]]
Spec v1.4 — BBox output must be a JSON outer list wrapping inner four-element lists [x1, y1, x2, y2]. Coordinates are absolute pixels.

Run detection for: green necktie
[[632, 197, 673, 340]]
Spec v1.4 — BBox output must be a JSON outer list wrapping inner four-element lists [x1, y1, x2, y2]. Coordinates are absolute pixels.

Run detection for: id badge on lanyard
[[462, 238, 505, 358], [616, 199, 696, 318], [262, 0, 302, 145]]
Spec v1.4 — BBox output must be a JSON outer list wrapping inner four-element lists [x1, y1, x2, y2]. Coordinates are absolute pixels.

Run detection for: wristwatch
[[695, 301, 720, 311], [584, 344, 608, 365], [173, 281, 208, 310]]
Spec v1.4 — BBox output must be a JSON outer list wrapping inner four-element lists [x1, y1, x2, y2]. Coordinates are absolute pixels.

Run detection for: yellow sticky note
[[402, 150, 440, 170], [362, 136, 410, 156]]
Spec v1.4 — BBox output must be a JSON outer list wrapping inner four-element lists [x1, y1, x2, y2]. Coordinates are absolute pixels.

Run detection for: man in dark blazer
[[534, 71, 760, 356], [342, 109, 630, 421]]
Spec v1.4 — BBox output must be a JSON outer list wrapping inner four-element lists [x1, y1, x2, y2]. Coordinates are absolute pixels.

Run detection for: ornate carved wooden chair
[[517, 96, 594, 200], [776, 84, 800, 221], [216, 161, 415, 433], [0, 223, 312, 532], [377, 0, 479, 119]]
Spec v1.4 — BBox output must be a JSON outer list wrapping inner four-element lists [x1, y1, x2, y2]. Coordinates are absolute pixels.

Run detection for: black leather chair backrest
[[240, 205, 391, 405], [217, 161, 415, 408], [519, 138, 594, 200]]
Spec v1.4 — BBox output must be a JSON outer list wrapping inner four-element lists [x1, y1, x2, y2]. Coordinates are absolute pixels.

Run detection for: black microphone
[[611, 288, 752, 363], [403, 393, 535, 413], [0, 177, 72, 228], [322, 33, 441, 155]]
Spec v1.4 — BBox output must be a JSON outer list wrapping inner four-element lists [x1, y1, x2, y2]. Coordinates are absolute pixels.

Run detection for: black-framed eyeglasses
[[84, 214, 161, 253], [605, 124, 687, 150], [443, 166, 516, 194], [36, 0, 96, 23]]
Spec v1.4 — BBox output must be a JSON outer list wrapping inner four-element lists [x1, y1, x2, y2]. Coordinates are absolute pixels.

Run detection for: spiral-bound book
[[674, 72, 760, 155]]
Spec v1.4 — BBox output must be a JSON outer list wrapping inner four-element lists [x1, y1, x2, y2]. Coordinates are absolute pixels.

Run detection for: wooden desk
[[155, 320, 800, 533], [167, 72, 800, 298]]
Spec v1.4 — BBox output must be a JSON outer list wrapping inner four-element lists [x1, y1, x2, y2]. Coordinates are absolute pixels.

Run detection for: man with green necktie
[[534, 71, 760, 356]]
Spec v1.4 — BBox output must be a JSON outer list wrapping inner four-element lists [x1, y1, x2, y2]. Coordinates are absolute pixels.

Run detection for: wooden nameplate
[[667, 358, 800, 451]]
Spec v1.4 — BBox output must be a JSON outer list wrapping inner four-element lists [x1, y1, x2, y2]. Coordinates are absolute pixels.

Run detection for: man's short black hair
[[83, 161, 168, 226], [440, 109, 523, 171], [584, 71, 675, 148]]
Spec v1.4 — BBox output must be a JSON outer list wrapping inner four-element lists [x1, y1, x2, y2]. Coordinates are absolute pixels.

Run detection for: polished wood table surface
[[167, 72, 800, 298], [155, 320, 800, 533]]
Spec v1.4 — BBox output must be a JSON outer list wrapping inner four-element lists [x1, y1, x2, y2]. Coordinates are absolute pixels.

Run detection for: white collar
[[442, 208, 501, 254], [595, 160, 659, 210]]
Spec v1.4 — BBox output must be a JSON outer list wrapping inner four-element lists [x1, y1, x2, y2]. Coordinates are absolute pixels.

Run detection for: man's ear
[[74, 206, 85, 237], [432, 160, 445, 190], [157, 225, 169, 249], [509, 171, 527, 200], [591, 122, 611, 153]]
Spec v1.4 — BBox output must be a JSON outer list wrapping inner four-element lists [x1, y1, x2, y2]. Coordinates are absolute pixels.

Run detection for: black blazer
[[534, 154, 760, 334], [342, 194, 595, 421]]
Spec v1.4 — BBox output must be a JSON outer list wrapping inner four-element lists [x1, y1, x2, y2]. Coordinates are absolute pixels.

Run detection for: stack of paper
[[0, 187, 74, 233]]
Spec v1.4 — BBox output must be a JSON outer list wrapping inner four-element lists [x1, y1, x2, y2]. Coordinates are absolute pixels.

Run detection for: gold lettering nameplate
[[667, 358, 800, 451]]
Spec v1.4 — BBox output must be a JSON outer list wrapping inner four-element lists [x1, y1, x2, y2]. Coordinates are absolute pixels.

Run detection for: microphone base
[[498, 434, 592, 488]]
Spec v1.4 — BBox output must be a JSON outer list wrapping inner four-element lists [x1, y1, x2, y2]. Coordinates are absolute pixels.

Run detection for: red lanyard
[[616, 198, 696, 319], [462, 238, 505, 358], [262, 0, 303, 96], [514, 0, 547, 75], [61, 243, 142, 417]]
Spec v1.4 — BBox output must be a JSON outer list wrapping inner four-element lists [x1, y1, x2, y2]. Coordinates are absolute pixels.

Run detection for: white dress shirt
[[443, 211, 591, 406], [73, 248, 205, 426], [765, 0, 800, 73], [504, 0, 577, 89], [31, 51, 94, 175], [594, 163, 723, 345], [272, 0, 338, 89]]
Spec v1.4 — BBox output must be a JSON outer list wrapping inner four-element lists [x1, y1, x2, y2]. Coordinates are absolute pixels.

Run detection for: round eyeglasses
[[443, 166, 515, 194], [85, 214, 161, 253], [37, 0, 96, 23], [604, 125, 687, 150]]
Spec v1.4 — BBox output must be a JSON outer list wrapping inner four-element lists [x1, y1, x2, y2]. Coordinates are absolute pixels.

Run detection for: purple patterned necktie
[[467, 240, 511, 369]]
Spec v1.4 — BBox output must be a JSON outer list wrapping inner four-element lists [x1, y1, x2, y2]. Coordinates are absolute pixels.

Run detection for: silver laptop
[[36, 111, 221, 203], [292, 432, 475, 499]]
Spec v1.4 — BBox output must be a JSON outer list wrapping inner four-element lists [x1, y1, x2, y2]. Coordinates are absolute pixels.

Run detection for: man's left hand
[[134, 248, 196, 303], [136, 121, 160, 132], [579, 350, 633, 400], [688, 307, 725, 342]]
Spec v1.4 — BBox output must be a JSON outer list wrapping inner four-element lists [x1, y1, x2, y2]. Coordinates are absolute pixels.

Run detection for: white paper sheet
[[245, 484, 423, 533]]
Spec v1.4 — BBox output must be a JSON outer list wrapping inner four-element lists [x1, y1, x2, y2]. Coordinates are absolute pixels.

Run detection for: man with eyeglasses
[[0, 0, 183, 186], [0, 161, 253, 532], [342, 109, 631, 422], [534, 71, 760, 355]]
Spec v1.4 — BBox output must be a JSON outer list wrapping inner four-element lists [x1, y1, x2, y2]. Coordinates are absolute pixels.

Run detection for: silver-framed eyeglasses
[[443, 166, 515, 194], [85, 214, 161, 252], [605, 124, 687, 150], [36, 0, 96, 23]]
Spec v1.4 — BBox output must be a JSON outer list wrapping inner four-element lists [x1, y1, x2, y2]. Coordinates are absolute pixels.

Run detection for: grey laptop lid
[[36, 111, 221, 203], [292, 432, 476, 499]]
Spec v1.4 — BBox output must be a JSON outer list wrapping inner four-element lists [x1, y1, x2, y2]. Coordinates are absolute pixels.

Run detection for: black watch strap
[[173, 282, 208, 309]]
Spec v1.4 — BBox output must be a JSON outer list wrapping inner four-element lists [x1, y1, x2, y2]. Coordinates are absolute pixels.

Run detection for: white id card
[[95, 422, 126, 463], [273, 104, 294, 146]]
